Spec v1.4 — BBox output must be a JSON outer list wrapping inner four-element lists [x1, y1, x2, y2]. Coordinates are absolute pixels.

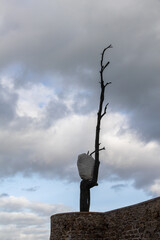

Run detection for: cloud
[[0, 195, 70, 215], [0, 195, 70, 240], [111, 184, 127, 191], [0, 108, 160, 196], [0, 81, 18, 126], [1, 2, 160, 239], [0, 0, 160, 202], [0, 193, 9, 198], [149, 180, 160, 196], [99, 112, 160, 195], [44, 98, 70, 127], [0, 225, 48, 240], [22, 186, 39, 192], [0, 113, 95, 179], [0, 76, 72, 129], [0, 0, 160, 142]]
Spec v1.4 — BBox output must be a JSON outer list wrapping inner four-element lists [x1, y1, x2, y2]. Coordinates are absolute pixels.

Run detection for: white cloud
[[0, 76, 58, 119], [0, 195, 69, 216], [0, 113, 95, 179], [0, 212, 44, 226], [0, 76, 14, 89], [16, 83, 55, 118], [0, 108, 160, 196], [149, 180, 160, 196], [99, 113, 160, 195], [0, 195, 70, 240], [0, 225, 48, 240]]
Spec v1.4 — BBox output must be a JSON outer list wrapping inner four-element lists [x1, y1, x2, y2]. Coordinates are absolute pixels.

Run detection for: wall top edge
[[105, 196, 160, 214], [51, 196, 160, 218], [51, 211, 104, 218]]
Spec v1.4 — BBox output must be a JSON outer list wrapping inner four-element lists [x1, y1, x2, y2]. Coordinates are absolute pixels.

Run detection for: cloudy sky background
[[0, 0, 160, 239]]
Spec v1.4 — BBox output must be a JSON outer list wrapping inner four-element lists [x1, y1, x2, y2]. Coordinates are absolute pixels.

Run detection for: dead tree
[[80, 45, 112, 212]]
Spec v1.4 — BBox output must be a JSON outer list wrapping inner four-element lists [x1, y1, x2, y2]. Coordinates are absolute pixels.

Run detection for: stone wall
[[104, 197, 160, 239], [50, 196, 160, 240]]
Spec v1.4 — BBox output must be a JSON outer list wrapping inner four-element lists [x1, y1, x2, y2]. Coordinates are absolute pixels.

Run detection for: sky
[[0, 0, 160, 239]]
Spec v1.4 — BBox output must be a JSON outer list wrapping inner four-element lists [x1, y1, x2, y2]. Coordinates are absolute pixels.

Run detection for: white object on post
[[77, 153, 95, 180]]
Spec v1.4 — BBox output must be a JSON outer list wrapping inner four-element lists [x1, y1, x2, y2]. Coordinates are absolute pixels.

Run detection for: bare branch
[[90, 147, 105, 156], [101, 103, 109, 119], [105, 82, 112, 87], [102, 61, 110, 71], [101, 45, 113, 68]]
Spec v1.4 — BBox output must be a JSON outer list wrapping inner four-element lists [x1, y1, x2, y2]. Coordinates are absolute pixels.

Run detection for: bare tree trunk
[[80, 45, 112, 212], [80, 180, 90, 212], [93, 45, 112, 184]]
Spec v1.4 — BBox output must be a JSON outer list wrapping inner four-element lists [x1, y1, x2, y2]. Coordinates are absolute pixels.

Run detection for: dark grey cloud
[[0, 193, 9, 198], [104, 163, 160, 191], [0, 0, 159, 141], [108, 41, 160, 141], [22, 186, 39, 192], [44, 99, 70, 127], [0, 85, 18, 125], [111, 184, 127, 191]]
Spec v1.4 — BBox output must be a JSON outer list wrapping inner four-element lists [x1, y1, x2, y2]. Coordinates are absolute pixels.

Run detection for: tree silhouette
[[79, 45, 112, 212]]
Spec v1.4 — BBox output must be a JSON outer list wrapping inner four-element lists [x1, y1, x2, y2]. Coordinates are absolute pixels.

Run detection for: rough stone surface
[[50, 197, 160, 240]]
